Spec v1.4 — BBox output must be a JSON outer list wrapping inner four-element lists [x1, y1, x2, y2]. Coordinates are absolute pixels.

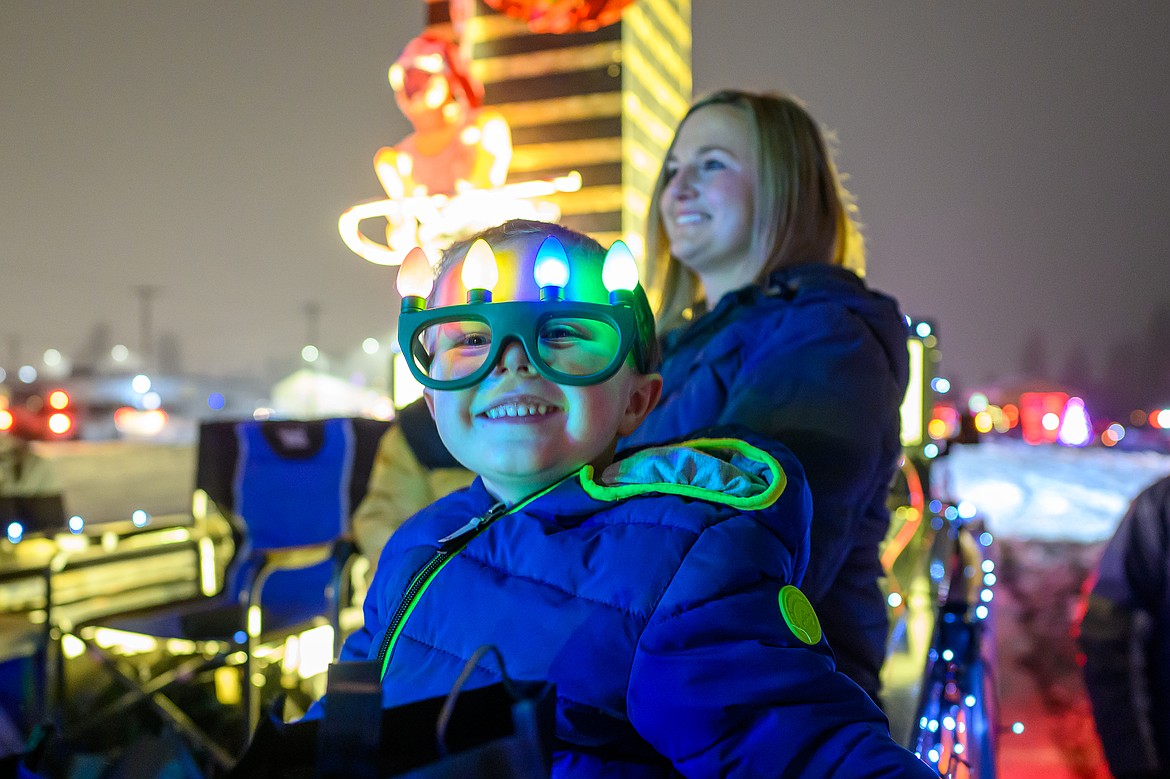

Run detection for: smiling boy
[[333, 220, 934, 777]]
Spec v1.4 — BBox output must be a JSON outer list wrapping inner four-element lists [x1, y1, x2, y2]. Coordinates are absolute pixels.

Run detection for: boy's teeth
[[485, 403, 551, 419]]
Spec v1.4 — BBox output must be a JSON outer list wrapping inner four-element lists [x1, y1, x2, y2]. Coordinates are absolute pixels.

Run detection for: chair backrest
[[195, 418, 390, 622]]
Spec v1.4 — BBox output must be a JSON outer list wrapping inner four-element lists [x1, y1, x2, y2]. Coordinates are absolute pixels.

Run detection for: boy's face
[[423, 233, 662, 504]]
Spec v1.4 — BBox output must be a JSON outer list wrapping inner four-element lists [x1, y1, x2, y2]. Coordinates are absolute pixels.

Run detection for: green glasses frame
[[398, 299, 639, 390]]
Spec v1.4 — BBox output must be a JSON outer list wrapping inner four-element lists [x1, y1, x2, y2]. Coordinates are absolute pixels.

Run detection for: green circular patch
[[778, 585, 822, 645]]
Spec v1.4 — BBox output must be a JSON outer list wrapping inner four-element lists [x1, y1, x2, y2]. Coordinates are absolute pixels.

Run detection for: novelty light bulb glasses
[[398, 234, 644, 390]]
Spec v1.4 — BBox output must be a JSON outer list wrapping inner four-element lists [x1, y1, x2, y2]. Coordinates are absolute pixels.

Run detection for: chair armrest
[[239, 538, 361, 621]]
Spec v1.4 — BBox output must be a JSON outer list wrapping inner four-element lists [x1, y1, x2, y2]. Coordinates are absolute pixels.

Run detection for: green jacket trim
[[578, 437, 786, 510]]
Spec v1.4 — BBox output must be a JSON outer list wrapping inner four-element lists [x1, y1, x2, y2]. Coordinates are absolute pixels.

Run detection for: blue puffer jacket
[[620, 264, 909, 702], [337, 435, 933, 777]]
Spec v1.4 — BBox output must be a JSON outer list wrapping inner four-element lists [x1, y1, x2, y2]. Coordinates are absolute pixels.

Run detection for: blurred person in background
[[350, 397, 473, 577], [0, 429, 61, 499], [1078, 474, 1170, 778]]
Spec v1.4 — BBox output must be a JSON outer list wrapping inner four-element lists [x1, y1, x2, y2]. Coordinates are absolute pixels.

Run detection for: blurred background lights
[[967, 392, 988, 413], [1058, 396, 1092, 447], [142, 391, 162, 410], [132, 510, 150, 528], [48, 413, 72, 435], [976, 604, 989, 619], [43, 348, 62, 367], [18, 365, 37, 383], [1155, 409, 1170, 428], [1041, 412, 1060, 431], [362, 337, 380, 355], [48, 390, 69, 410], [957, 500, 977, 519], [964, 694, 977, 707], [979, 531, 994, 546], [1012, 722, 1025, 734], [301, 345, 319, 363], [7, 522, 23, 543], [111, 344, 129, 362], [1102, 422, 1126, 446], [923, 443, 939, 459], [207, 392, 226, 411], [69, 515, 85, 534], [887, 592, 903, 607], [915, 322, 932, 338], [930, 377, 951, 394], [131, 374, 151, 394]]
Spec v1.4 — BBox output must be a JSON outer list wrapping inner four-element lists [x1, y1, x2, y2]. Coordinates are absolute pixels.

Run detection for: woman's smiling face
[[660, 103, 761, 290]]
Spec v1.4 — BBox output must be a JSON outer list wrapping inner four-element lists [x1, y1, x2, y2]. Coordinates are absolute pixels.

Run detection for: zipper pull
[[437, 501, 508, 549]]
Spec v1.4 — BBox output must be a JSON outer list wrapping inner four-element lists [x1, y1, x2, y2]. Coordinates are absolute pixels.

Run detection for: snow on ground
[[933, 441, 1170, 542]]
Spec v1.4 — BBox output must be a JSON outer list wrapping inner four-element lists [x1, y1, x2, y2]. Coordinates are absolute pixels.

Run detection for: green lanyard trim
[[378, 475, 570, 681]]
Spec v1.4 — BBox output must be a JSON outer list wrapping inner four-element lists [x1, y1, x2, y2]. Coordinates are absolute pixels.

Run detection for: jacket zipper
[[373, 473, 576, 681], [375, 500, 507, 679]]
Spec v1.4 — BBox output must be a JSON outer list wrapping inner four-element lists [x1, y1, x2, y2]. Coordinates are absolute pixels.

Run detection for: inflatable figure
[[484, 0, 637, 34], [373, 33, 511, 200], [340, 32, 580, 266]]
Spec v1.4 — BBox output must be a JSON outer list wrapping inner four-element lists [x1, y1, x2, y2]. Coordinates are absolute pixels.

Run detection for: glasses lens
[[537, 317, 621, 377], [415, 320, 493, 382]]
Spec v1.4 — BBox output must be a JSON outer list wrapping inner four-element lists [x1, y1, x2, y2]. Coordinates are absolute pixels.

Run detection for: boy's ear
[[618, 372, 663, 437], [422, 388, 436, 418]]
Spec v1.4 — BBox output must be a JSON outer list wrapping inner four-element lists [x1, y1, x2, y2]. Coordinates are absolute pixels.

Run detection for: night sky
[[3, 3, 1168, 407]]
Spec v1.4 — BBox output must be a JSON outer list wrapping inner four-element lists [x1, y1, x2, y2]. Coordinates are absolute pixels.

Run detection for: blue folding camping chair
[[64, 417, 388, 770]]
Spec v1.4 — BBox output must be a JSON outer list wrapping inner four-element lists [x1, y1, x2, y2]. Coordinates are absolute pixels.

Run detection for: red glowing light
[[48, 413, 72, 435]]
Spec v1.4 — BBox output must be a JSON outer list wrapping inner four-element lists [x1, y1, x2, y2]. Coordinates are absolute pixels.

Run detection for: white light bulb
[[396, 247, 435, 299], [602, 240, 639, 292], [462, 239, 498, 292]]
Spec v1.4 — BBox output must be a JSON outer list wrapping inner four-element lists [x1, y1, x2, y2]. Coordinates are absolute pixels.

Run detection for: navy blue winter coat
[[1079, 474, 1170, 777], [336, 435, 933, 777], [621, 264, 909, 701]]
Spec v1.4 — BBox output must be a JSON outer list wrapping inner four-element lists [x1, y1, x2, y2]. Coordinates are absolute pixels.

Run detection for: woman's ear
[[618, 372, 663, 437]]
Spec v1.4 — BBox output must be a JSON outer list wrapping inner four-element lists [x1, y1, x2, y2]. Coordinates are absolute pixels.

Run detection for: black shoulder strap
[[397, 397, 462, 471]]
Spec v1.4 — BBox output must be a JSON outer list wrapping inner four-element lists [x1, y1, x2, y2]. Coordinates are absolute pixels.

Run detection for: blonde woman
[[623, 90, 908, 704]]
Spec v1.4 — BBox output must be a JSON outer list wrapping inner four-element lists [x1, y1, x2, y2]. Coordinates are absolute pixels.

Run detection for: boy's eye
[[429, 322, 491, 352], [539, 323, 585, 343], [663, 163, 677, 182], [457, 333, 490, 348], [701, 157, 726, 171]]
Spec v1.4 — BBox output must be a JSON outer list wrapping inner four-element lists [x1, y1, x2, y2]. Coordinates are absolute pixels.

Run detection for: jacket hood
[[583, 437, 786, 511]]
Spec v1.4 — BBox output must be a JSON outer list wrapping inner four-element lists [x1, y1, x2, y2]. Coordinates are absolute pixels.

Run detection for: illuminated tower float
[[340, 0, 690, 402], [340, 0, 691, 264]]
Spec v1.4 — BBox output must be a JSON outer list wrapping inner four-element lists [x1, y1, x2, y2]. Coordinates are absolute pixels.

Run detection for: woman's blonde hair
[[644, 90, 865, 330]]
